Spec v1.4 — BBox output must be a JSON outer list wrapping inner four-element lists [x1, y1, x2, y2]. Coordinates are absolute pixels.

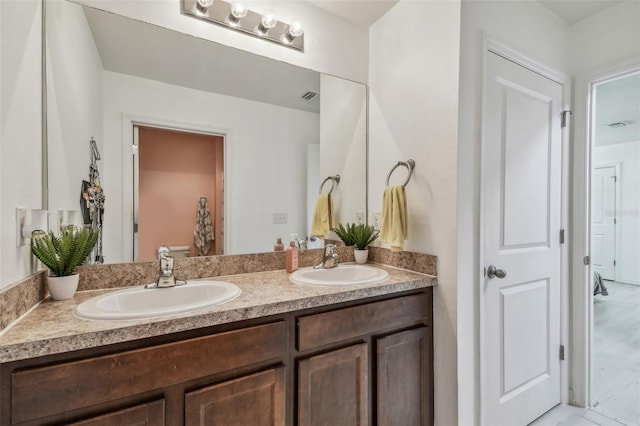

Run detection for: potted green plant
[[31, 228, 99, 300], [333, 223, 357, 247], [352, 223, 379, 264]]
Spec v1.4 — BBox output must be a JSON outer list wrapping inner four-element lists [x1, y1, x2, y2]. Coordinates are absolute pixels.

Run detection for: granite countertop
[[0, 264, 436, 363]]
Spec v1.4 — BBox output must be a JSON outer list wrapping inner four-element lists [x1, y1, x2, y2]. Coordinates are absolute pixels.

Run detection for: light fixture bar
[[182, 0, 304, 52]]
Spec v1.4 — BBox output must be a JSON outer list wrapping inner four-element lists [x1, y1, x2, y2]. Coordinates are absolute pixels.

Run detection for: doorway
[[134, 125, 225, 261], [589, 71, 640, 424]]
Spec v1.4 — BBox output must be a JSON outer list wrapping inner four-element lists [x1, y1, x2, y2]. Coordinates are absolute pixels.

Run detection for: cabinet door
[[68, 399, 164, 426], [185, 367, 285, 426], [376, 327, 432, 426], [298, 343, 368, 426]]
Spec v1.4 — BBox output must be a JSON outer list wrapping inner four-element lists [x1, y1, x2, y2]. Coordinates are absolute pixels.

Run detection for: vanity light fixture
[[193, 0, 214, 16], [182, 0, 304, 51], [256, 9, 277, 36], [281, 21, 304, 44], [227, 2, 247, 26]]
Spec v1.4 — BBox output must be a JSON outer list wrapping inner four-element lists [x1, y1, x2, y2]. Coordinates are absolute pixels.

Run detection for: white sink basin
[[75, 280, 241, 320], [290, 264, 389, 286]]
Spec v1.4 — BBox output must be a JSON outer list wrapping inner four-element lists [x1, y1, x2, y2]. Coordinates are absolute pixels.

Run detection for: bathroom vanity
[[0, 266, 435, 426]]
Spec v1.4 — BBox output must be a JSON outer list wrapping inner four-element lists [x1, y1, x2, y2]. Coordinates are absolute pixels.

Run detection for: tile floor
[[529, 404, 633, 426], [530, 281, 640, 426], [592, 282, 640, 424]]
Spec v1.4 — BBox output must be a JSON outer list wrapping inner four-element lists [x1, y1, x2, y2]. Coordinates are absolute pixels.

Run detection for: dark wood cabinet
[[298, 343, 369, 426], [0, 289, 432, 426], [185, 367, 286, 426], [67, 400, 165, 426], [295, 291, 433, 426], [377, 327, 432, 426]]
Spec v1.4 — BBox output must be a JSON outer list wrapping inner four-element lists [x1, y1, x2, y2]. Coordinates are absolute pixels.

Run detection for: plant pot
[[47, 273, 79, 301], [354, 249, 369, 264]]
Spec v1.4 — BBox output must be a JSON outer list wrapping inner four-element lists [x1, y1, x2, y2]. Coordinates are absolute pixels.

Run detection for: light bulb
[[256, 9, 277, 35], [194, 0, 214, 16], [282, 21, 303, 43], [227, 1, 247, 25]]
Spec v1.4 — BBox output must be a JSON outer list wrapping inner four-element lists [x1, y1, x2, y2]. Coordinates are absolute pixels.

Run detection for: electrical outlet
[[372, 212, 381, 230], [272, 212, 288, 224], [355, 211, 364, 225]]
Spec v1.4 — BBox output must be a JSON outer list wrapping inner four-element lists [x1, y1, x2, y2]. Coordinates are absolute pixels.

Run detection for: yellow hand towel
[[380, 186, 407, 251], [311, 193, 333, 238]]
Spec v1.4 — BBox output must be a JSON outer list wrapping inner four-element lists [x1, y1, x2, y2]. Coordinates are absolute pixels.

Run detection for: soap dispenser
[[286, 240, 299, 273]]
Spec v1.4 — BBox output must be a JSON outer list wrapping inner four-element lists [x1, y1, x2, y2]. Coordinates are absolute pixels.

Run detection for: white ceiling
[[307, 0, 622, 28], [307, 0, 398, 27], [538, 0, 623, 25], [83, 7, 320, 113], [594, 72, 640, 147]]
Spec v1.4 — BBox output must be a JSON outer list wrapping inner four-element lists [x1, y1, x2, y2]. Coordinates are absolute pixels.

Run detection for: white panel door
[[591, 166, 616, 280], [482, 52, 563, 426]]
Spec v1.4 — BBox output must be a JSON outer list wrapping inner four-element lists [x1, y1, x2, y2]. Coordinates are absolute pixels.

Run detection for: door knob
[[487, 265, 507, 279]]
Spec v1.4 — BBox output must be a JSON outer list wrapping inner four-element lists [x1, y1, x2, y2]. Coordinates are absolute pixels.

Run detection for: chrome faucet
[[314, 244, 339, 269], [145, 246, 186, 288], [294, 238, 307, 250]]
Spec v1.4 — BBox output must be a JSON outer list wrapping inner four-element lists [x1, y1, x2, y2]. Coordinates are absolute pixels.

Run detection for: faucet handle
[[157, 246, 171, 260], [324, 243, 336, 254], [160, 256, 174, 276]]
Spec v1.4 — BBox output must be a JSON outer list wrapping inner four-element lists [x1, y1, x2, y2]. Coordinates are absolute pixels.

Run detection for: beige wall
[[369, 1, 461, 424]]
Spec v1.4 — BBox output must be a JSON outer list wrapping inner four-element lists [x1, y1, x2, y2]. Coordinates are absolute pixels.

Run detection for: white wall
[[593, 141, 640, 285], [46, 0, 103, 219], [0, 0, 43, 288], [75, 0, 369, 84], [319, 74, 367, 228], [103, 71, 319, 262], [570, 1, 640, 75], [368, 1, 461, 424], [456, 1, 571, 423]]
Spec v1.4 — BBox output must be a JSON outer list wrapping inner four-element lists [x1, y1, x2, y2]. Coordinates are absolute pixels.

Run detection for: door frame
[[571, 59, 640, 408], [121, 114, 231, 262], [479, 37, 571, 424]]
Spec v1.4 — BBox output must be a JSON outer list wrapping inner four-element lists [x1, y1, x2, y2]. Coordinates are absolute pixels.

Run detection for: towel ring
[[386, 159, 415, 188], [319, 175, 340, 195]]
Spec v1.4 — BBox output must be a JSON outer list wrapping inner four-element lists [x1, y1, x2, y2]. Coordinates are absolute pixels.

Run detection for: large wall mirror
[[46, 1, 367, 264]]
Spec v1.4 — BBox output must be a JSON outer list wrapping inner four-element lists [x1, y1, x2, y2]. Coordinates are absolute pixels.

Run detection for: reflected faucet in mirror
[[145, 246, 186, 289], [314, 244, 339, 269]]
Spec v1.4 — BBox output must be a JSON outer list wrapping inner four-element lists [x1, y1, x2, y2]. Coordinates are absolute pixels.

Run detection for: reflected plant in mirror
[[45, 0, 367, 264]]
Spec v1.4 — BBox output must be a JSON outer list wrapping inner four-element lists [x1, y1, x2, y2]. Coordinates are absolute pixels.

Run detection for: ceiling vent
[[301, 91, 317, 101], [607, 120, 634, 128]]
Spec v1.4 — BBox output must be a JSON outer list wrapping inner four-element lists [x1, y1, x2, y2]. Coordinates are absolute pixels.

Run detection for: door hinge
[[614, 218, 617, 225], [612, 175, 617, 183], [559, 229, 565, 244], [614, 260, 617, 266], [560, 345, 565, 361], [560, 110, 573, 128], [584, 256, 590, 266]]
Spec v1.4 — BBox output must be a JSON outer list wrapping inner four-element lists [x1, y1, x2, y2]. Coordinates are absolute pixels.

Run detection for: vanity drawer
[[296, 292, 431, 351], [10, 321, 285, 424]]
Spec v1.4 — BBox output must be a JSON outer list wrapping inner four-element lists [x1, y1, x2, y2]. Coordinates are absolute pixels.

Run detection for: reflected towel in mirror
[[380, 186, 407, 251], [194, 197, 214, 256], [311, 194, 333, 238]]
